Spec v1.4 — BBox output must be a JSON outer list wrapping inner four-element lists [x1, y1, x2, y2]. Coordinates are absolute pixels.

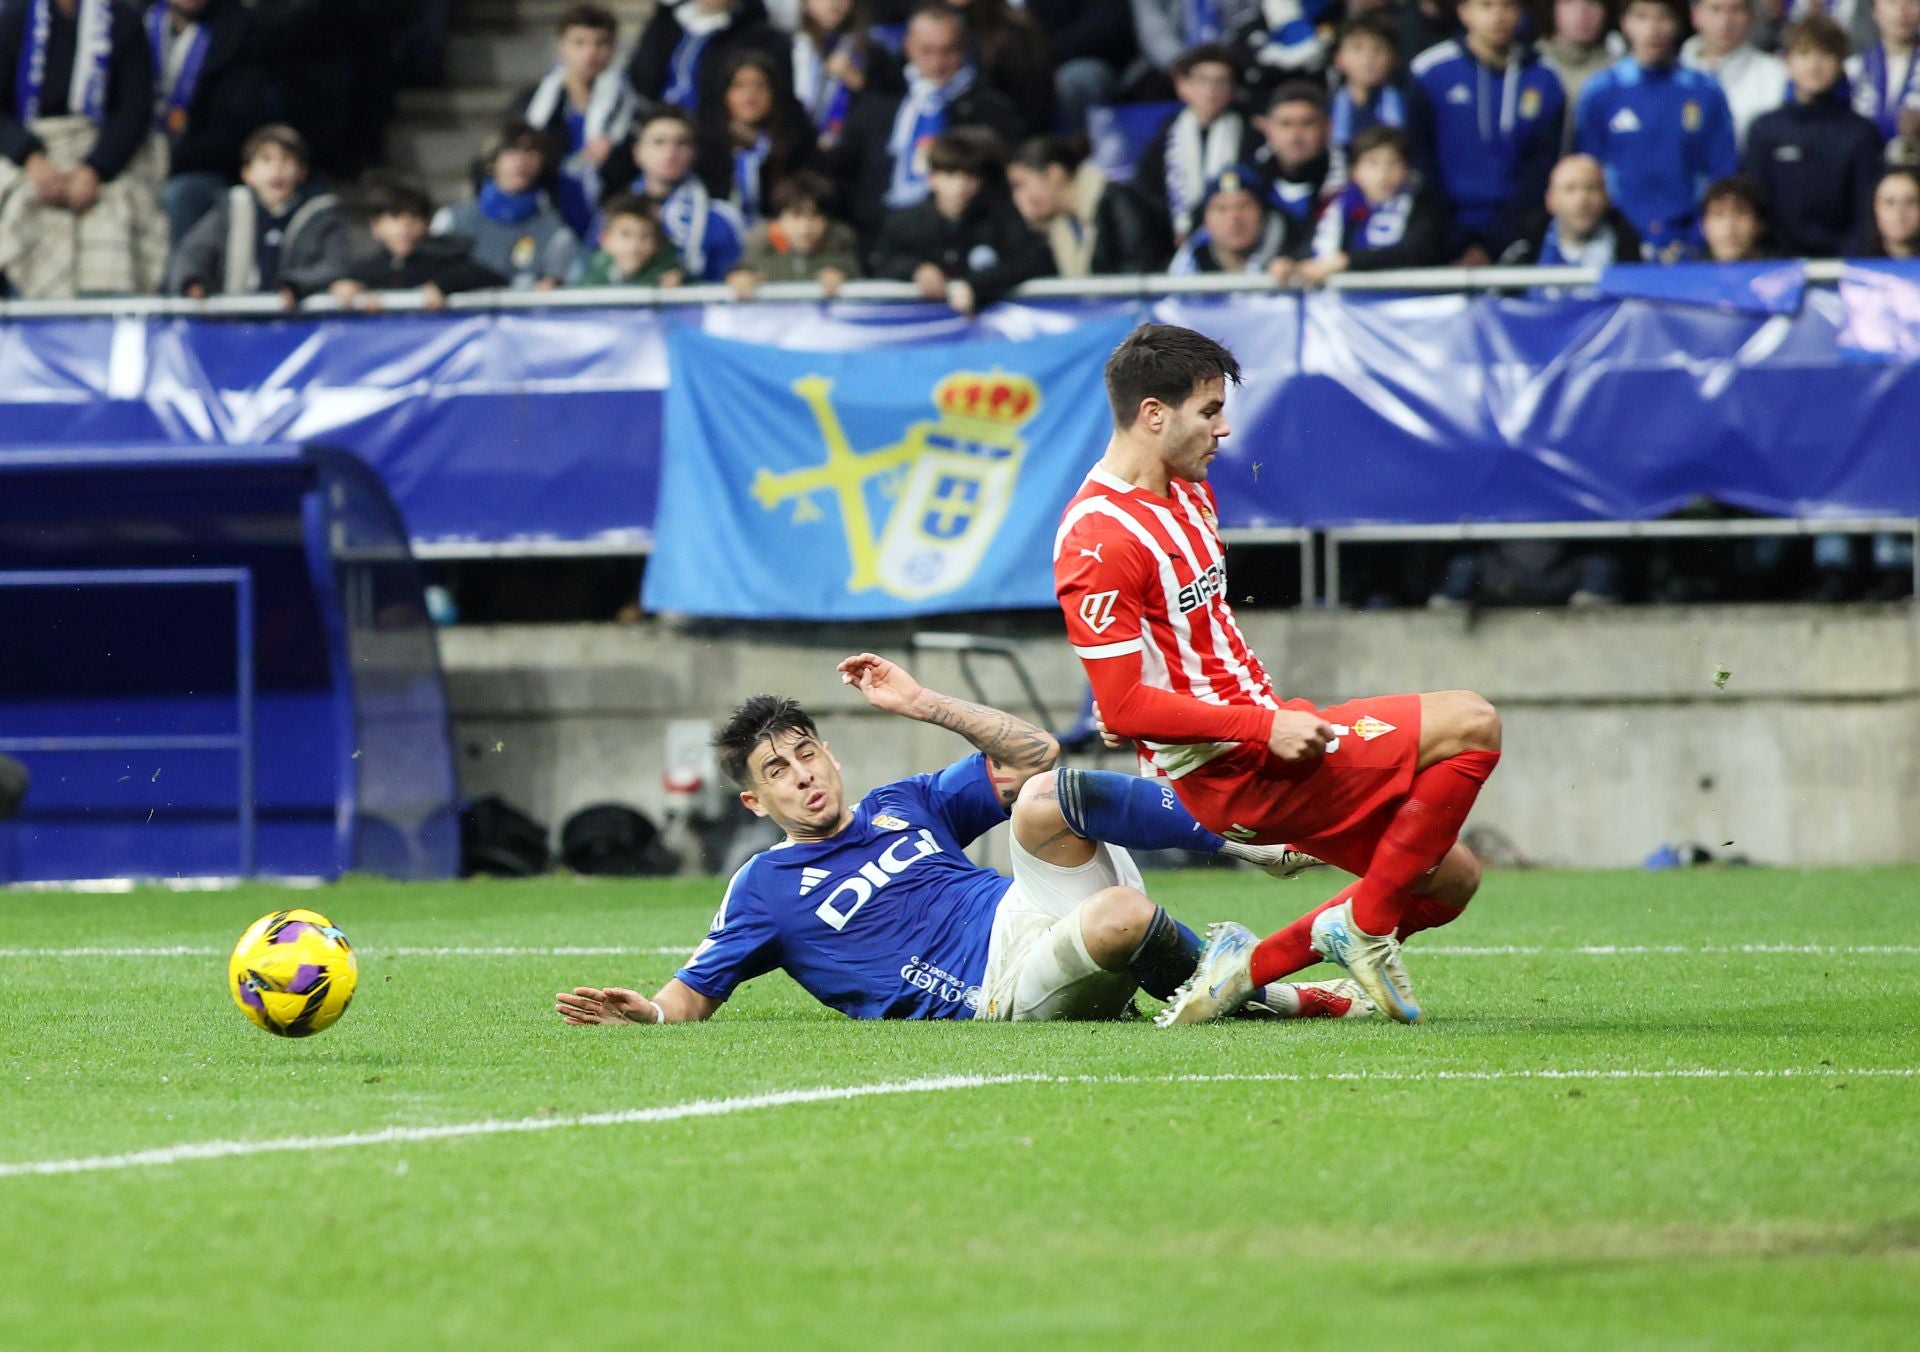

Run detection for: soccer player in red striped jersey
[[1049, 323, 1502, 1025]]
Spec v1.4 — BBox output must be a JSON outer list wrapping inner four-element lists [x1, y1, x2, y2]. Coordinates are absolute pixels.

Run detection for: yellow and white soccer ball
[[228, 909, 358, 1037]]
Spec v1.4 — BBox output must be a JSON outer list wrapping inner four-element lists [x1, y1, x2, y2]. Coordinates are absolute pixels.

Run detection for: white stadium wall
[[440, 604, 1920, 870]]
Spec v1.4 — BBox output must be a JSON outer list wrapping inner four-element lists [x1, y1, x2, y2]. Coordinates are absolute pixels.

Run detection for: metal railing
[[0, 259, 1855, 320]]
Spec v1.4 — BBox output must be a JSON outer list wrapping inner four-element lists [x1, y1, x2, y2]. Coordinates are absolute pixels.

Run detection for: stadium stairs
[[389, 0, 658, 211]]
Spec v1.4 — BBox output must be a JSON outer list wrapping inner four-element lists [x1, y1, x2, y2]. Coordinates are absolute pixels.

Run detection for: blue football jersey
[[674, 754, 1013, 1019]]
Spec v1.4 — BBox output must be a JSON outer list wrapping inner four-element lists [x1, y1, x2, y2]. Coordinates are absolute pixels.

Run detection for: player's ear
[[739, 788, 768, 819], [1139, 396, 1165, 434]]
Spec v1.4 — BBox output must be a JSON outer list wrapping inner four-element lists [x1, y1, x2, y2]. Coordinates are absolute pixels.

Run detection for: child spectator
[[432, 122, 581, 289], [1329, 15, 1433, 164], [0, 0, 167, 298], [1856, 164, 1920, 254], [1027, 0, 1136, 132], [1413, 0, 1567, 259], [165, 124, 347, 301], [1742, 15, 1882, 256], [697, 48, 813, 224], [148, 0, 272, 246], [1681, 0, 1788, 148], [623, 105, 746, 279], [726, 168, 861, 295], [1168, 163, 1295, 272], [578, 192, 686, 285], [330, 180, 505, 311], [1140, 45, 1258, 241], [787, 0, 901, 152], [1008, 134, 1172, 275], [1540, 0, 1624, 114], [515, 4, 646, 242], [1576, 0, 1737, 257], [1697, 174, 1772, 258], [1847, 0, 1920, 145], [825, 4, 1024, 243], [948, 0, 1056, 136], [628, 0, 780, 113], [869, 126, 1052, 313], [1295, 124, 1449, 282], [1501, 151, 1646, 262]]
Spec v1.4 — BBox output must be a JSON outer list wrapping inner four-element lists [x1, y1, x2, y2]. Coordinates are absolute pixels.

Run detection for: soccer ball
[[228, 909, 358, 1037]]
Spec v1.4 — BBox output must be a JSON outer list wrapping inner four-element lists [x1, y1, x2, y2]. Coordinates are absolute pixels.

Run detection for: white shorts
[[972, 833, 1145, 1022]]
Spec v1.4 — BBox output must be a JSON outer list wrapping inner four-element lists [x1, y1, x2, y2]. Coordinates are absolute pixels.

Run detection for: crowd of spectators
[[0, 0, 1913, 609], [2, 0, 1918, 303]]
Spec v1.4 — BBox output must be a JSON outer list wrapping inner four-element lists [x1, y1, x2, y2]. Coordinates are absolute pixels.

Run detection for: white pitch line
[[6, 943, 1920, 960], [3, 1067, 1915, 1180]]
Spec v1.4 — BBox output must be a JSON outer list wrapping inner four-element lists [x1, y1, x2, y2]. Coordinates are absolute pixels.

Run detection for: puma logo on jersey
[[1080, 543, 1105, 562], [1080, 589, 1120, 634], [1176, 563, 1226, 614]]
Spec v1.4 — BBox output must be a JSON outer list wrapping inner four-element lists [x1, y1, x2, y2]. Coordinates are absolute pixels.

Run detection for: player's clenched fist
[[1267, 710, 1335, 763]]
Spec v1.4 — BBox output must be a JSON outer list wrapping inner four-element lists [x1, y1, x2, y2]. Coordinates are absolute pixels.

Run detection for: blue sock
[[1054, 768, 1225, 854], [1129, 906, 1203, 1000]]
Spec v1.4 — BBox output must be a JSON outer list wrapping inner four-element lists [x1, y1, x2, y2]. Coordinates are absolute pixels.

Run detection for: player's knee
[[1012, 771, 1064, 833], [1422, 844, 1481, 907], [1080, 886, 1156, 962], [1453, 690, 1502, 753]]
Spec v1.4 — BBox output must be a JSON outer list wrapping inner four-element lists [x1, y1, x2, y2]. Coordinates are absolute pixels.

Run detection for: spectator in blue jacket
[[1742, 16, 1885, 257], [1411, 0, 1567, 259], [1576, 0, 1737, 257]]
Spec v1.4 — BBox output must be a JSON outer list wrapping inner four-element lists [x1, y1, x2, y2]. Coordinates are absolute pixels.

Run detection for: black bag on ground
[[560, 803, 680, 877], [459, 796, 552, 877]]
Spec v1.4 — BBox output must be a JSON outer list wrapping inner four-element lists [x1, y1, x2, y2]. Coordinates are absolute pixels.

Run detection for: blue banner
[[644, 320, 1133, 618], [2, 284, 1918, 593], [1598, 260, 1806, 315]]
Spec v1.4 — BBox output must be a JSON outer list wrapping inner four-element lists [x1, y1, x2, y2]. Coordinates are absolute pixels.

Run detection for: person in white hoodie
[[1682, 0, 1788, 148]]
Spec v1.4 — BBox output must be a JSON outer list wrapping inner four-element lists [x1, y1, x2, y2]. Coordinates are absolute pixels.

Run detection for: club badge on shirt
[[873, 813, 910, 831]]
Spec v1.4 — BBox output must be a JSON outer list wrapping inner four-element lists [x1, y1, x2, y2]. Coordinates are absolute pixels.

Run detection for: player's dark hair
[[715, 695, 821, 787], [1104, 324, 1243, 430]]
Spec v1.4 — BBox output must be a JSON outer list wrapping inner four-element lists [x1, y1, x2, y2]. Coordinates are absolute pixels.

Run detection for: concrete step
[[397, 85, 520, 126], [386, 121, 485, 177], [446, 29, 557, 88]]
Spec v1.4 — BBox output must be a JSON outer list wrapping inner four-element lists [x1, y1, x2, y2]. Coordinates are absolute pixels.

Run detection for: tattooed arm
[[837, 652, 1059, 807]]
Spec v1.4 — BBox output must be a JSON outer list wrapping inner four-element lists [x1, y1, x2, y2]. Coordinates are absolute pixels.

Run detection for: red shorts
[[1168, 694, 1423, 875]]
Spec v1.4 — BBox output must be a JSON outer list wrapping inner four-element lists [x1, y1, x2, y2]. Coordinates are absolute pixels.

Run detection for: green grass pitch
[[2, 866, 1916, 1350]]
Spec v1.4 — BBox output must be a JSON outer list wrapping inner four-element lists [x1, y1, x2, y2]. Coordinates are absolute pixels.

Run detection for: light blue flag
[[644, 319, 1134, 619]]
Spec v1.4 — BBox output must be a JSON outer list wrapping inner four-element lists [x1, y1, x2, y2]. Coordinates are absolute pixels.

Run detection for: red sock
[[1249, 884, 1356, 987], [1397, 894, 1467, 941], [1351, 750, 1500, 935]]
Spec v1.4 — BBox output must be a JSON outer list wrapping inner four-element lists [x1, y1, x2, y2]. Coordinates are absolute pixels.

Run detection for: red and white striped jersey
[[1054, 466, 1280, 778]]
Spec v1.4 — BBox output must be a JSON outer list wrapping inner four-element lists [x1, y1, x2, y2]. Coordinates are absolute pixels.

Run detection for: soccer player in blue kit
[[555, 653, 1367, 1026]]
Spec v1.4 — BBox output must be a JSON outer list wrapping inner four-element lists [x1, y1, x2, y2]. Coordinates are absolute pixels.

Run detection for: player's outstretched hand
[[1091, 701, 1126, 750], [838, 652, 923, 715], [1267, 709, 1335, 763], [556, 986, 658, 1025]]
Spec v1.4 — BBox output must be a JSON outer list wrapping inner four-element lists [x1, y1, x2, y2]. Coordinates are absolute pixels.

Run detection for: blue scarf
[[732, 133, 771, 223], [885, 62, 976, 207], [1331, 180, 1412, 249], [146, 2, 212, 137], [797, 33, 856, 144], [1854, 44, 1920, 140], [1183, 0, 1225, 45], [1330, 83, 1405, 149], [16, 0, 113, 124], [478, 181, 542, 225]]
